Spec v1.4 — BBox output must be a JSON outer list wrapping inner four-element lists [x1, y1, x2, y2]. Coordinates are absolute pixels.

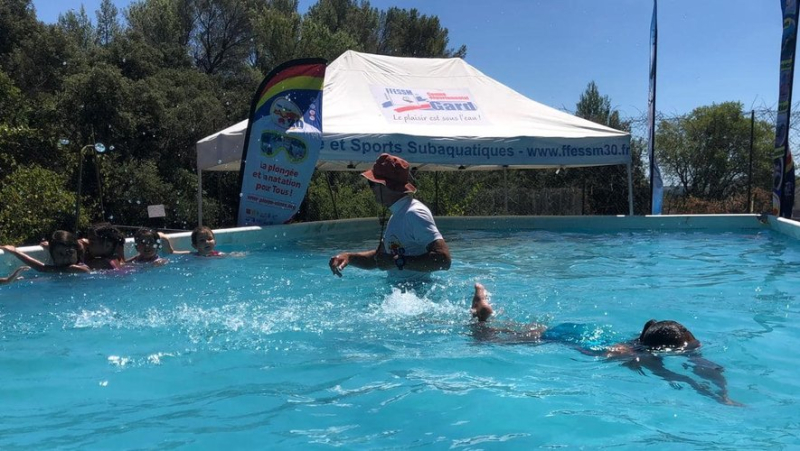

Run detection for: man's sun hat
[[361, 153, 417, 193]]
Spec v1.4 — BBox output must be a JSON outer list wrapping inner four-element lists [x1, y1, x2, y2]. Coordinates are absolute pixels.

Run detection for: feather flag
[[236, 59, 326, 226]]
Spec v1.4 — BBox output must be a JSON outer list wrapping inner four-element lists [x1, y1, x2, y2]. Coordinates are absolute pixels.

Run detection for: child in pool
[[0, 266, 30, 285], [161, 226, 222, 257], [83, 223, 126, 270], [126, 228, 169, 265], [1, 230, 90, 273], [469, 282, 741, 406]]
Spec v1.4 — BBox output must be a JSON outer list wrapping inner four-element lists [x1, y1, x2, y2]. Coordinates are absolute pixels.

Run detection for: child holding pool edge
[[1, 230, 90, 274], [126, 228, 169, 265], [83, 223, 126, 270], [161, 226, 223, 257]]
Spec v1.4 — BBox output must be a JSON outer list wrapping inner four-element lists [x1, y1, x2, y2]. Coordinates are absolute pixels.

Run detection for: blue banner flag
[[774, 0, 798, 218], [237, 59, 326, 226], [648, 0, 663, 215]]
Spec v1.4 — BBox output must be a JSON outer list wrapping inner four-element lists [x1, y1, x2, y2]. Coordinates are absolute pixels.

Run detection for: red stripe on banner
[[260, 64, 325, 98], [394, 103, 431, 113]]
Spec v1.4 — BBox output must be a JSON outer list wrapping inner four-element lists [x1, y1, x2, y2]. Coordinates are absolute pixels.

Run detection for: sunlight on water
[[0, 229, 798, 448]]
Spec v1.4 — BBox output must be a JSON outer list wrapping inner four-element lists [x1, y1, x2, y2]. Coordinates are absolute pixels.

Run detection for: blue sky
[[32, 0, 786, 121]]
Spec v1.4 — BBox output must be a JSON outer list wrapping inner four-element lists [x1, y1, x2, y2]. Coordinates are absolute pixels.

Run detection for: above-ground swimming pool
[[1, 215, 799, 449]]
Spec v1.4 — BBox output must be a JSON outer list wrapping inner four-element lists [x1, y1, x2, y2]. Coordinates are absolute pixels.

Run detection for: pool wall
[[0, 214, 794, 272]]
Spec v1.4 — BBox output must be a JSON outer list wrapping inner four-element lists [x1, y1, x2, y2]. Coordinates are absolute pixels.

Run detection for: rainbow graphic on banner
[[236, 59, 326, 226]]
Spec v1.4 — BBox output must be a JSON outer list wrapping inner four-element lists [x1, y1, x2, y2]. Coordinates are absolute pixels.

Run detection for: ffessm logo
[[379, 88, 478, 113]]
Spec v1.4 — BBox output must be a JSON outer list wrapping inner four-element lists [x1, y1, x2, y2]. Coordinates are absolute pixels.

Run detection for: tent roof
[[197, 50, 630, 172]]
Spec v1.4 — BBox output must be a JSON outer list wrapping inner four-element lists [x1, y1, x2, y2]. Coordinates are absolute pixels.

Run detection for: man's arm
[[329, 248, 379, 276], [397, 239, 451, 272]]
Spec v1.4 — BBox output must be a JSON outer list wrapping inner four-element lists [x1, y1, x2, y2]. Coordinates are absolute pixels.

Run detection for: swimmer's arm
[[0, 266, 30, 284], [687, 354, 743, 406], [64, 264, 91, 273], [398, 239, 452, 272], [574, 343, 637, 358], [0, 246, 49, 272]]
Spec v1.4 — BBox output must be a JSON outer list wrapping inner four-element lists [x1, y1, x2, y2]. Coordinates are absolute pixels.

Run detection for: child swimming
[[469, 282, 741, 406]]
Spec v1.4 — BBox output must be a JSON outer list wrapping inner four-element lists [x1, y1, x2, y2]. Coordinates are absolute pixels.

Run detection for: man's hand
[[329, 253, 350, 277]]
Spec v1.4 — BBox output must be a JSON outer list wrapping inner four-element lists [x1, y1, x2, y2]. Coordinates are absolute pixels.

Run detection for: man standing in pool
[[470, 283, 742, 406], [329, 153, 451, 277]]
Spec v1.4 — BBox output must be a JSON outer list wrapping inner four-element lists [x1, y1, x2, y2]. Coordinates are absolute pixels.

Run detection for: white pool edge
[[0, 214, 794, 272]]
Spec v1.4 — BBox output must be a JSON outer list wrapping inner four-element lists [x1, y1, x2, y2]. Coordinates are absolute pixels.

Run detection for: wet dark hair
[[191, 226, 214, 246], [639, 319, 699, 349], [134, 228, 158, 244], [49, 230, 83, 262], [88, 222, 125, 245]]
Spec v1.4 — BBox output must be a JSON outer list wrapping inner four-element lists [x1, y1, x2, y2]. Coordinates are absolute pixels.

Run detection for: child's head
[[87, 223, 124, 259], [49, 230, 82, 267], [638, 319, 700, 350], [191, 226, 216, 255], [134, 228, 160, 259]]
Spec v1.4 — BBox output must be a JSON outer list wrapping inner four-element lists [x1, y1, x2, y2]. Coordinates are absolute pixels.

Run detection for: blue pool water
[[1, 228, 799, 449]]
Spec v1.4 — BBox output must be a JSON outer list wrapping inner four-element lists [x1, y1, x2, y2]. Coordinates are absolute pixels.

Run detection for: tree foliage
[[0, 0, 470, 244], [656, 101, 773, 201], [571, 81, 648, 214], [3, 0, 761, 246]]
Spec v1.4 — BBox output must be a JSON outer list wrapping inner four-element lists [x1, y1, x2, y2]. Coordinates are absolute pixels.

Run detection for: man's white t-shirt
[[382, 196, 443, 263]]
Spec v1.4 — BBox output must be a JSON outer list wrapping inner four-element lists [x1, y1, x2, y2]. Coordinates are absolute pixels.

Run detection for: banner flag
[[648, 0, 664, 215], [774, 0, 798, 218], [236, 59, 326, 226]]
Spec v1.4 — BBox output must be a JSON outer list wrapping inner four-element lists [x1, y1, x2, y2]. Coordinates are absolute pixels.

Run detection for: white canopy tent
[[196, 51, 633, 222]]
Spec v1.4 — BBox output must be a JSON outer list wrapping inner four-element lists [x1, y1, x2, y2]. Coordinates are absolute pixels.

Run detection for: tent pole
[[434, 172, 440, 216], [325, 172, 340, 219], [627, 163, 634, 215], [503, 166, 509, 214], [197, 168, 204, 226]]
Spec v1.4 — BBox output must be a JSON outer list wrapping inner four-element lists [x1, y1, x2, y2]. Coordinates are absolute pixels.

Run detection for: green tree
[[573, 81, 647, 214], [294, 18, 359, 62], [128, 68, 227, 168], [249, 0, 302, 73], [0, 0, 38, 60], [657, 101, 773, 201], [96, 159, 212, 229], [125, 0, 194, 69], [377, 7, 466, 58], [56, 63, 134, 146], [95, 0, 121, 46], [0, 165, 77, 245], [191, 0, 254, 75], [576, 81, 623, 129], [58, 6, 95, 52], [304, 0, 380, 52]]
